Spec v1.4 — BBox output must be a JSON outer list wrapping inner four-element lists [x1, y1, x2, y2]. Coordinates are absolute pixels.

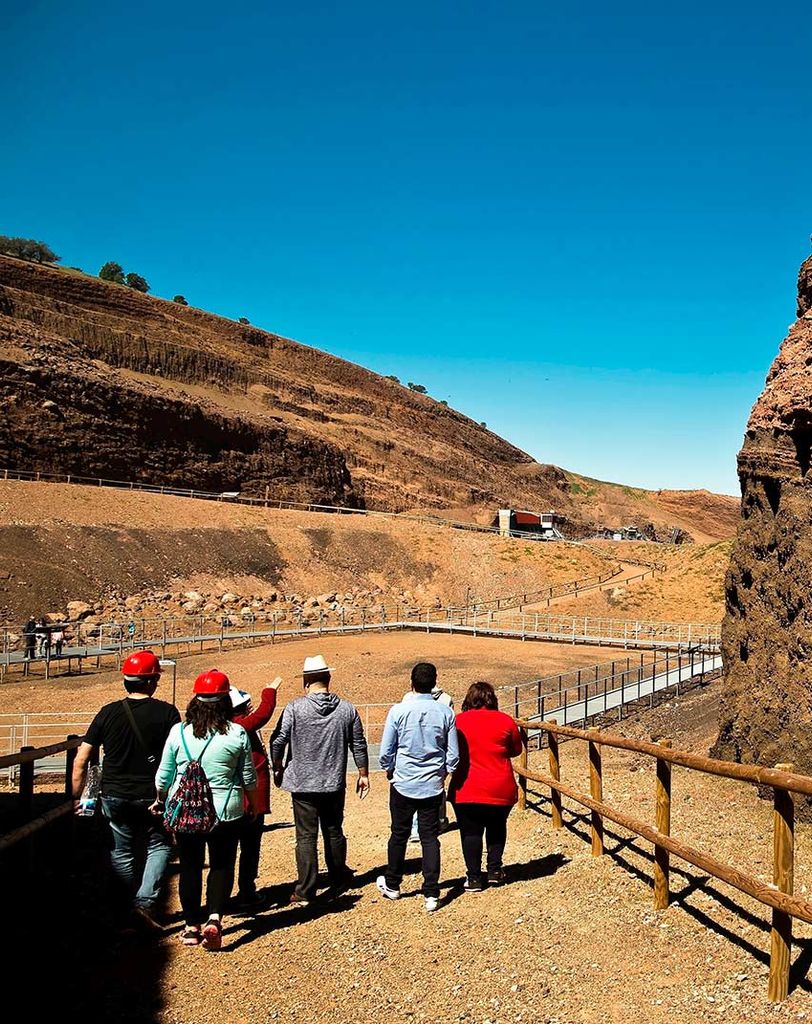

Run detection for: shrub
[[173, 294, 188, 305], [407, 382, 427, 394], [385, 375, 400, 384], [125, 272, 150, 293], [439, 399, 448, 406], [238, 317, 250, 325], [99, 261, 125, 284], [0, 236, 60, 264]]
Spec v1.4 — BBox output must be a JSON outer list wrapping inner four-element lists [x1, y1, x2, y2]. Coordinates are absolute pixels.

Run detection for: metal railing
[[0, 606, 723, 683]]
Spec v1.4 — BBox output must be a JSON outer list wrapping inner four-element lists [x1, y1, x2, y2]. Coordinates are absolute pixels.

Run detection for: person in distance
[[229, 676, 282, 909], [377, 662, 459, 913], [71, 651, 180, 933], [155, 670, 259, 950], [448, 681, 523, 891], [270, 654, 370, 907]]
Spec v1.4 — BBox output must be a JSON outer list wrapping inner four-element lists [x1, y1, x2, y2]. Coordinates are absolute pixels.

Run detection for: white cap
[[302, 654, 331, 675], [229, 686, 251, 709]]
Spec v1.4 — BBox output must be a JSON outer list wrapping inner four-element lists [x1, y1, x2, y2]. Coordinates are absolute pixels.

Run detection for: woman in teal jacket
[[155, 669, 258, 950]]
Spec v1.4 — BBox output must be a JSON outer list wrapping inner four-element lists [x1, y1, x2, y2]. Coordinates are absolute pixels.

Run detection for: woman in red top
[[449, 681, 523, 891], [230, 676, 282, 908]]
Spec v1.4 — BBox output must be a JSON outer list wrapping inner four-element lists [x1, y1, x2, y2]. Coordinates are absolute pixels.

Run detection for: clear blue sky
[[3, 2, 810, 495]]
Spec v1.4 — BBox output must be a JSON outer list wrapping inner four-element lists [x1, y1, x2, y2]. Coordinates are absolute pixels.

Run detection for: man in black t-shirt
[[72, 650, 180, 930]]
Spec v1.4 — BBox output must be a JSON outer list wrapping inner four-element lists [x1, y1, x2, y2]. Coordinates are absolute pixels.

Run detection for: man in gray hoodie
[[271, 654, 370, 906]]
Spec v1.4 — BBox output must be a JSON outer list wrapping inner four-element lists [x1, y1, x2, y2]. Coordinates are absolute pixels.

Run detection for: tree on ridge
[[99, 261, 125, 284], [125, 272, 150, 293], [0, 235, 61, 264]]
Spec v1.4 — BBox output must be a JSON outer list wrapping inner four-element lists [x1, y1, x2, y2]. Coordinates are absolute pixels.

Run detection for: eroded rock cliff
[[716, 255, 812, 771]]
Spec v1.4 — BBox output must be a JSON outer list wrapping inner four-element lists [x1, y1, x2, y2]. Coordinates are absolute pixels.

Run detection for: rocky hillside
[[716, 255, 812, 774], [0, 256, 736, 537]]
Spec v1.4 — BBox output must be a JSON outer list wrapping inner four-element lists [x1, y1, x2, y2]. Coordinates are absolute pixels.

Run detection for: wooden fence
[[0, 736, 82, 854], [514, 717, 812, 1002]]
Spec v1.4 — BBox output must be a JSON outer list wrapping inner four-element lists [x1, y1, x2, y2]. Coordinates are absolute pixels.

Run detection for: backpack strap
[[120, 699, 157, 766], [179, 724, 217, 764]]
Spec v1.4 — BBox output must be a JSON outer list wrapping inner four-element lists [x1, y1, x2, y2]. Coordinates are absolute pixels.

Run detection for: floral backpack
[[163, 727, 219, 834]]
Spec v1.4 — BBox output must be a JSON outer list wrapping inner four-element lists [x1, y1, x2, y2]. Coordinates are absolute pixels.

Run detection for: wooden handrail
[[516, 762, 812, 925], [0, 801, 74, 853], [0, 736, 84, 770], [515, 718, 812, 797], [515, 719, 812, 1001]]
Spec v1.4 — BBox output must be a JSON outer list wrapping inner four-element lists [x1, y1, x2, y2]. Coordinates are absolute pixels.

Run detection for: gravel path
[[151, 683, 812, 1024]]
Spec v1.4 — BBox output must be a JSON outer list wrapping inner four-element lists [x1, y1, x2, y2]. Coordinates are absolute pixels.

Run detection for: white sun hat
[[229, 686, 251, 709], [302, 654, 332, 675]]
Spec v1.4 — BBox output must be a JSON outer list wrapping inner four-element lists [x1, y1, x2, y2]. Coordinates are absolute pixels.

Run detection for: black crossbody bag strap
[[120, 699, 157, 766]]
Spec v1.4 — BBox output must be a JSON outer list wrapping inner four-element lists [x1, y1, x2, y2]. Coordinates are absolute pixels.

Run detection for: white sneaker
[[376, 875, 401, 900], [424, 896, 439, 913]]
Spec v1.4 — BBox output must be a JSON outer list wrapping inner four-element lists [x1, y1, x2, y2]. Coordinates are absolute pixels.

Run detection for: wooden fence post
[[518, 728, 528, 811], [654, 738, 672, 910], [588, 727, 603, 855], [769, 764, 795, 1003], [19, 746, 34, 821], [548, 721, 562, 829], [65, 736, 79, 798]]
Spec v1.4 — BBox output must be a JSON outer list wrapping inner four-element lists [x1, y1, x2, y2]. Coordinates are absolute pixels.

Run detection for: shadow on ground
[[526, 789, 812, 995], [1, 798, 169, 1023]]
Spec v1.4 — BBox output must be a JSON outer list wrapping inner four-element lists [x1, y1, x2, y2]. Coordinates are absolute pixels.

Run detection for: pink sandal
[[201, 918, 222, 952], [180, 925, 201, 946]]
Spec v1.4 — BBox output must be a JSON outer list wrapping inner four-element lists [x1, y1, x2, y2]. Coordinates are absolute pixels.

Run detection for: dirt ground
[[137, 679, 812, 1024], [12, 639, 812, 1022], [1, 632, 617, 717]]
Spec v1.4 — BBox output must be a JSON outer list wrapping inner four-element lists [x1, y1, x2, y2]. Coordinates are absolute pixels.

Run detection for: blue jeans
[[102, 796, 173, 912]]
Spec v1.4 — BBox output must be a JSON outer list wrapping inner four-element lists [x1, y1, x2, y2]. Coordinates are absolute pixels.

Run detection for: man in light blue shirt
[[376, 662, 459, 912]]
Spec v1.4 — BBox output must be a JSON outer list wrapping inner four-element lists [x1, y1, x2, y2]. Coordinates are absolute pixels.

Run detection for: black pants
[[237, 813, 265, 895], [291, 790, 347, 901], [453, 802, 511, 880], [175, 819, 242, 925], [385, 787, 442, 898]]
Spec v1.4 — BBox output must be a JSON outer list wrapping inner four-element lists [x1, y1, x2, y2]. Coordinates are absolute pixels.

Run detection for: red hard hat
[[193, 669, 230, 696], [122, 650, 162, 678]]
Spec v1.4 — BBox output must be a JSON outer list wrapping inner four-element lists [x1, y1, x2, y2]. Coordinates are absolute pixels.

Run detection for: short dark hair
[[411, 662, 437, 693], [124, 676, 159, 695], [304, 670, 331, 687], [461, 681, 498, 712]]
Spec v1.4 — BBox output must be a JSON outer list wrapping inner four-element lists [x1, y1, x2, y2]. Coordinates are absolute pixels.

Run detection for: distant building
[[496, 508, 565, 540]]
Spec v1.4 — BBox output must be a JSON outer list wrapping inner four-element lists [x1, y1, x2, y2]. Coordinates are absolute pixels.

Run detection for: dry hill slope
[[0, 256, 736, 538], [0, 479, 612, 625]]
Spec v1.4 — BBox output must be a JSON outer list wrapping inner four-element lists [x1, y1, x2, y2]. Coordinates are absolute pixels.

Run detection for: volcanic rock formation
[[716, 255, 812, 771]]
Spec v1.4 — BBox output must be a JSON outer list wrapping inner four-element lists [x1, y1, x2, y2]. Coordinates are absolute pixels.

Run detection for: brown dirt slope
[[0, 256, 735, 539], [551, 540, 731, 623], [0, 479, 610, 625]]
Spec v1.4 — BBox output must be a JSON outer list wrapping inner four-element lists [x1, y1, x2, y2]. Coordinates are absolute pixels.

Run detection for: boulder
[[66, 600, 93, 621]]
